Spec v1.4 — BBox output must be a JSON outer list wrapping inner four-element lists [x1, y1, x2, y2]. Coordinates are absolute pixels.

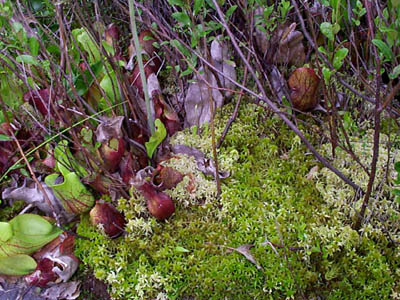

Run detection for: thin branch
[[354, 0, 383, 231]]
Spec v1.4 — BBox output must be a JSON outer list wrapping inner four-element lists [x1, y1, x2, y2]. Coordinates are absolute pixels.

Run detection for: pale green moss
[[315, 130, 400, 242], [75, 102, 400, 300], [161, 154, 218, 207]]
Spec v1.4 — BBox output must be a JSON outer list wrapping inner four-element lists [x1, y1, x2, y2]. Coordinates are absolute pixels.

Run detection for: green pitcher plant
[[0, 214, 62, 275], [45, 140, 95, 215]]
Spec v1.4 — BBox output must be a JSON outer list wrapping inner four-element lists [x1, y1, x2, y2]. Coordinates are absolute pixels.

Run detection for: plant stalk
[[128, 0, 155, 135]]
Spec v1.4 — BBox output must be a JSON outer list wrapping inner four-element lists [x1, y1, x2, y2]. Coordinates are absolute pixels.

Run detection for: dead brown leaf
[[226, 244, 263, 271]]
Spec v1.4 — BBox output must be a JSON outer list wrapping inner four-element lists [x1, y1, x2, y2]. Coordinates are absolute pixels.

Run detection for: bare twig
[[354, 0, 383, 231]]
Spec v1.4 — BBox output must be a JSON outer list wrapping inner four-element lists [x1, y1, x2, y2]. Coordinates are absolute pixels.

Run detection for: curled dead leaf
[[2, 178, 75, 224], [184, 71, 223, 128], [171, 145, 229, 179], [210, 35, 236, 98], [95, 116, 124, 143], [255, 14, 305, 66], [153, 165, 184, 190], [26, 233, 79, 288], [226, 244, 263, 271], [40, 281, 81, 299], [306, 165, 319, 180]]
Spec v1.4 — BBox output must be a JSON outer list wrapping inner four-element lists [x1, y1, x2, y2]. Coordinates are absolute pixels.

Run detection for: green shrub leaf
[[16, 54, 39, 66], [320, 22, 334, 41], [372, 39, 394, 62], [333, 48, 348, 70], [172, 12, 191, 27]]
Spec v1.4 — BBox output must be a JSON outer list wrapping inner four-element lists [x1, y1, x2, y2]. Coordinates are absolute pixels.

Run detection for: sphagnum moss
[[75, 102, 400, 300]]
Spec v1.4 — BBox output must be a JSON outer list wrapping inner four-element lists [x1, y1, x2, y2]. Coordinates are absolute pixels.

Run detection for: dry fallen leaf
[[306, 165, 319, 180], [184, 35, 236, 127], [171, 145, 229, 179], [226, 244, 263, 271], [40, 281, 81, 300], [210, 35, 237, 98], [255, 8, 305, 67], [184, 70, 223, 128], [95, 116, 124, 143], [2, 178, 75, 224], [153, 165, 184, 190], [26, 233, 80, 288]]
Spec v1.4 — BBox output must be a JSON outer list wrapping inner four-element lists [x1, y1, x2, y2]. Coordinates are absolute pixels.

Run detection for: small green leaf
[[102, 40, 115, 56], [27, 76, 38, 89], [333, 48, 348, 70], [194, 0, 204, 15], [352, 18, 360, 26], [20, 168, 29, 178], [28, 37, 40, 56], [167, 0, 184, 6], [171, 39, 191, 58], [225, 59, 236, 67], [47, 44, 60, 55], [145, 119, 167, 158], [143, 35, 155, 41], [322, 67, 332, 85], [16, 54, 39, 66], [320, 22, 334, 41], [9, 163, 24, 171], [389, 65, 400, 79], [172, 12, 191, 27], [226, 5, 237, 18], [11, 21, 23, 34], [318, 46, 329, 55], [175, 246, 190, 253], [180, 67, 194, 77], [372, 39, 394, 62], [205, 0, 216, 9], [0, 134, 12, 141], [30, 0, 44, 11]]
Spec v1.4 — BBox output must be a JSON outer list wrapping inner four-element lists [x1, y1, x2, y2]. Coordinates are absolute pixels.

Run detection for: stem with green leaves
[[128, 0, 155, 135]]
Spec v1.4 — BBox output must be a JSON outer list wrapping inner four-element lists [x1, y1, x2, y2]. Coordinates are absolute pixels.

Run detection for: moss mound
[[75, 102, 400, 299]]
